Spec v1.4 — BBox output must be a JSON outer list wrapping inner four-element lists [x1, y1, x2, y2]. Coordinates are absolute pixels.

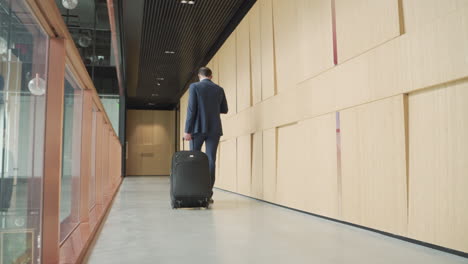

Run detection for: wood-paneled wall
[[127, 110, 175, 176], [179, 0, 468, 253]]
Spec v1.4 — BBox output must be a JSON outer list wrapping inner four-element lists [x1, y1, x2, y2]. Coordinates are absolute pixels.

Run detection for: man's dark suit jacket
[[185, 79, 228, 136]]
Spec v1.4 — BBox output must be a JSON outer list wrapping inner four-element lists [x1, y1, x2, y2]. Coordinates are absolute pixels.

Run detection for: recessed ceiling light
[[157, 82, 161, 86], [188, 0, 195, 4], [165, 51, 175, 54], [181, 0, 187, 3], [152, 93, 159, 97], [156, 77, 164, 81], [148, 103, 155, 106]]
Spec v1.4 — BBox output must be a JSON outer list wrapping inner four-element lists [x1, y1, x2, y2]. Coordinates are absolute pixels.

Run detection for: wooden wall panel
[[179, 92, 189, 150], [262, 128, 277, 202], [340, 95, 407, 235], [140, 111, 154, 145], [210, 55, 220, 84], [272, 0, 298, 93], [250, 2, 262, 105], [126, 110, 175, 176], [251, 132, 263, 199], [300, 113, 339, 219], [276, 123, 306, 209], [402, 0, 468, 33], [217, 138, 237, 191], [126, 110, 139, 145], [335, 0, 401, 62], [236, 17, 252, 112], [237, 134, 252, 196], [403, 9, 468, 93], [408, 81, 468, 253], [260, 0, 276, 100], [296, 0, 334, 80], [218, 34, 237, 117]]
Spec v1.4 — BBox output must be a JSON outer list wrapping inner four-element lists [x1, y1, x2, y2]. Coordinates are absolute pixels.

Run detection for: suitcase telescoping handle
[[182, 137, 185, 151]]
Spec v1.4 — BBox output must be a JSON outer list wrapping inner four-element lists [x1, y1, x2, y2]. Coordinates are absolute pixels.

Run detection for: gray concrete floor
[[85, 177, 468, 264]]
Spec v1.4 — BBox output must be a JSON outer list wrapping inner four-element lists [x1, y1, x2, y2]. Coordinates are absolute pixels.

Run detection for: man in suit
[[184, 67, 228, 203]]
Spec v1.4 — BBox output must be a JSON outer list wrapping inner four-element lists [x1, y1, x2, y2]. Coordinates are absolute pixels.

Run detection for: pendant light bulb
[[62, 0, 78, 10], [28, 74, 46, 96]]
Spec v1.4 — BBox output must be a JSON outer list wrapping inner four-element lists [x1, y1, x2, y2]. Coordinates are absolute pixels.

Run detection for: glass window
[[0, 0, 49, 263], [59, 69, 83, 242], [100, 95, 119, 136], [89, 106, 97, 210]]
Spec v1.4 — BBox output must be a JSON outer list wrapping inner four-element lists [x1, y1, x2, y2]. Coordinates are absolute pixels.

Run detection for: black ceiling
[[123, 0, 256, 110]]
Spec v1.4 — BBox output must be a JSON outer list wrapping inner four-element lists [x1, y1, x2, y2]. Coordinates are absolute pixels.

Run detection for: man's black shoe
[[209, 198, 214, 204]]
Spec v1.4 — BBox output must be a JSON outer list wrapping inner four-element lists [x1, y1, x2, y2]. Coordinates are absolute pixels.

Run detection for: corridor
[[85, 177, 468, 264]]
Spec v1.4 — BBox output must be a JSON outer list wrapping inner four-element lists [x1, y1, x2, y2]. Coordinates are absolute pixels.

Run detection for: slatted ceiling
[[125, 0, 256, 109]]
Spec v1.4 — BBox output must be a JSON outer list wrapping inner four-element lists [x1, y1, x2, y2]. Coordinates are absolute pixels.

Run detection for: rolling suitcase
[[170, 139, 211, 209]]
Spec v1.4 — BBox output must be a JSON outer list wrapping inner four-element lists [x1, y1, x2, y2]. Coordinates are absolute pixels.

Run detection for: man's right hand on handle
[[184, 133, 192, 141]]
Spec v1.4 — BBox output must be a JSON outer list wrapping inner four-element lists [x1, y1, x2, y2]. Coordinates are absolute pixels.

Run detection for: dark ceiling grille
[[126, 0, 256, 109]]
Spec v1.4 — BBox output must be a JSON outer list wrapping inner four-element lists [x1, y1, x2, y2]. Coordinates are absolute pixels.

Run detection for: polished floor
[[85, 177, 468, 264]]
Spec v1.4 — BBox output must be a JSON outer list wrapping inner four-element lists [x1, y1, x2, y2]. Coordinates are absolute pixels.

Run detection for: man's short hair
[[198, 67, 212, 77]]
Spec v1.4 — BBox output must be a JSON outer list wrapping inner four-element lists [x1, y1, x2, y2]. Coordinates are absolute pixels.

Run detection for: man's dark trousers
[[190, 134, 220, 197]]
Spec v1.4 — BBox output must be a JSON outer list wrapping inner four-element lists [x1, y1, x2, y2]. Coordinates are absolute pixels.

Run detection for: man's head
[[198, 67, 212, 80]]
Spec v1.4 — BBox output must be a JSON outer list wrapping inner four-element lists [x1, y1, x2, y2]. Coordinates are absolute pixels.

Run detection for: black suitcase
[[170, 140, 211, 209]]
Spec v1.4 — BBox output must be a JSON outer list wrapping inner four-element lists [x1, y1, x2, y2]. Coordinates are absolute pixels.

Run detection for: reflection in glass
[[100, 95, 119, 136], [59, 70, 83, 242], [0, 0, 49, 263], [89, 107, 97, 210]]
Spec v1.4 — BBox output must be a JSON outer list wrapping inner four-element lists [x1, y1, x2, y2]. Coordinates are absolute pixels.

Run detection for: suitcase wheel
[[171, 200, 181, 209]]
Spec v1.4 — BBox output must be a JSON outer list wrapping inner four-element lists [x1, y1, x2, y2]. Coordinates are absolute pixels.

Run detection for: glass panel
[[59, 69, 83, 242], [0, 0, 49, 263], [100, 95, 119, 136], [89, 107, 97, 210]]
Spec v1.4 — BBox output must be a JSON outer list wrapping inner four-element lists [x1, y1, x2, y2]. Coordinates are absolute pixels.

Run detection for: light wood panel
[[236, 16, 252, 112], [250, 2, 262, 105], [272, 0, 298, 93], [335, 0, 401, 62], [209, 55, 220, 84], [251, 132, 263, 199], [260, 0, 276, 100], [218, 33, 237, 117], [237, 134, 252, 196], [262, 128, 277, 202], [276, 123, 305, 209], [340, 95, 407, 235], [300, 113, 339, 219], [403, 8, 468, 92], [126, 110, 175, 176], [217, 138, 237, 191], [408, 81, 468, 253], [296, 0, 334, 81], [402, 0, 468, 33], [179, 91, 190, 150]]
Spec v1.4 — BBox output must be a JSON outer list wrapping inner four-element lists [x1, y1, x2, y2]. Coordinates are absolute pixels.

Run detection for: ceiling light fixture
[[152, 94, 159, 97], [165, 51, 175, 54], [157, 82, 161, 86], [188, 0, 195, 4], [181, 0, 187, 3], [156, 77, 164, 81], [62, 0, 78, 10], [148, 103, 155, 106]]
